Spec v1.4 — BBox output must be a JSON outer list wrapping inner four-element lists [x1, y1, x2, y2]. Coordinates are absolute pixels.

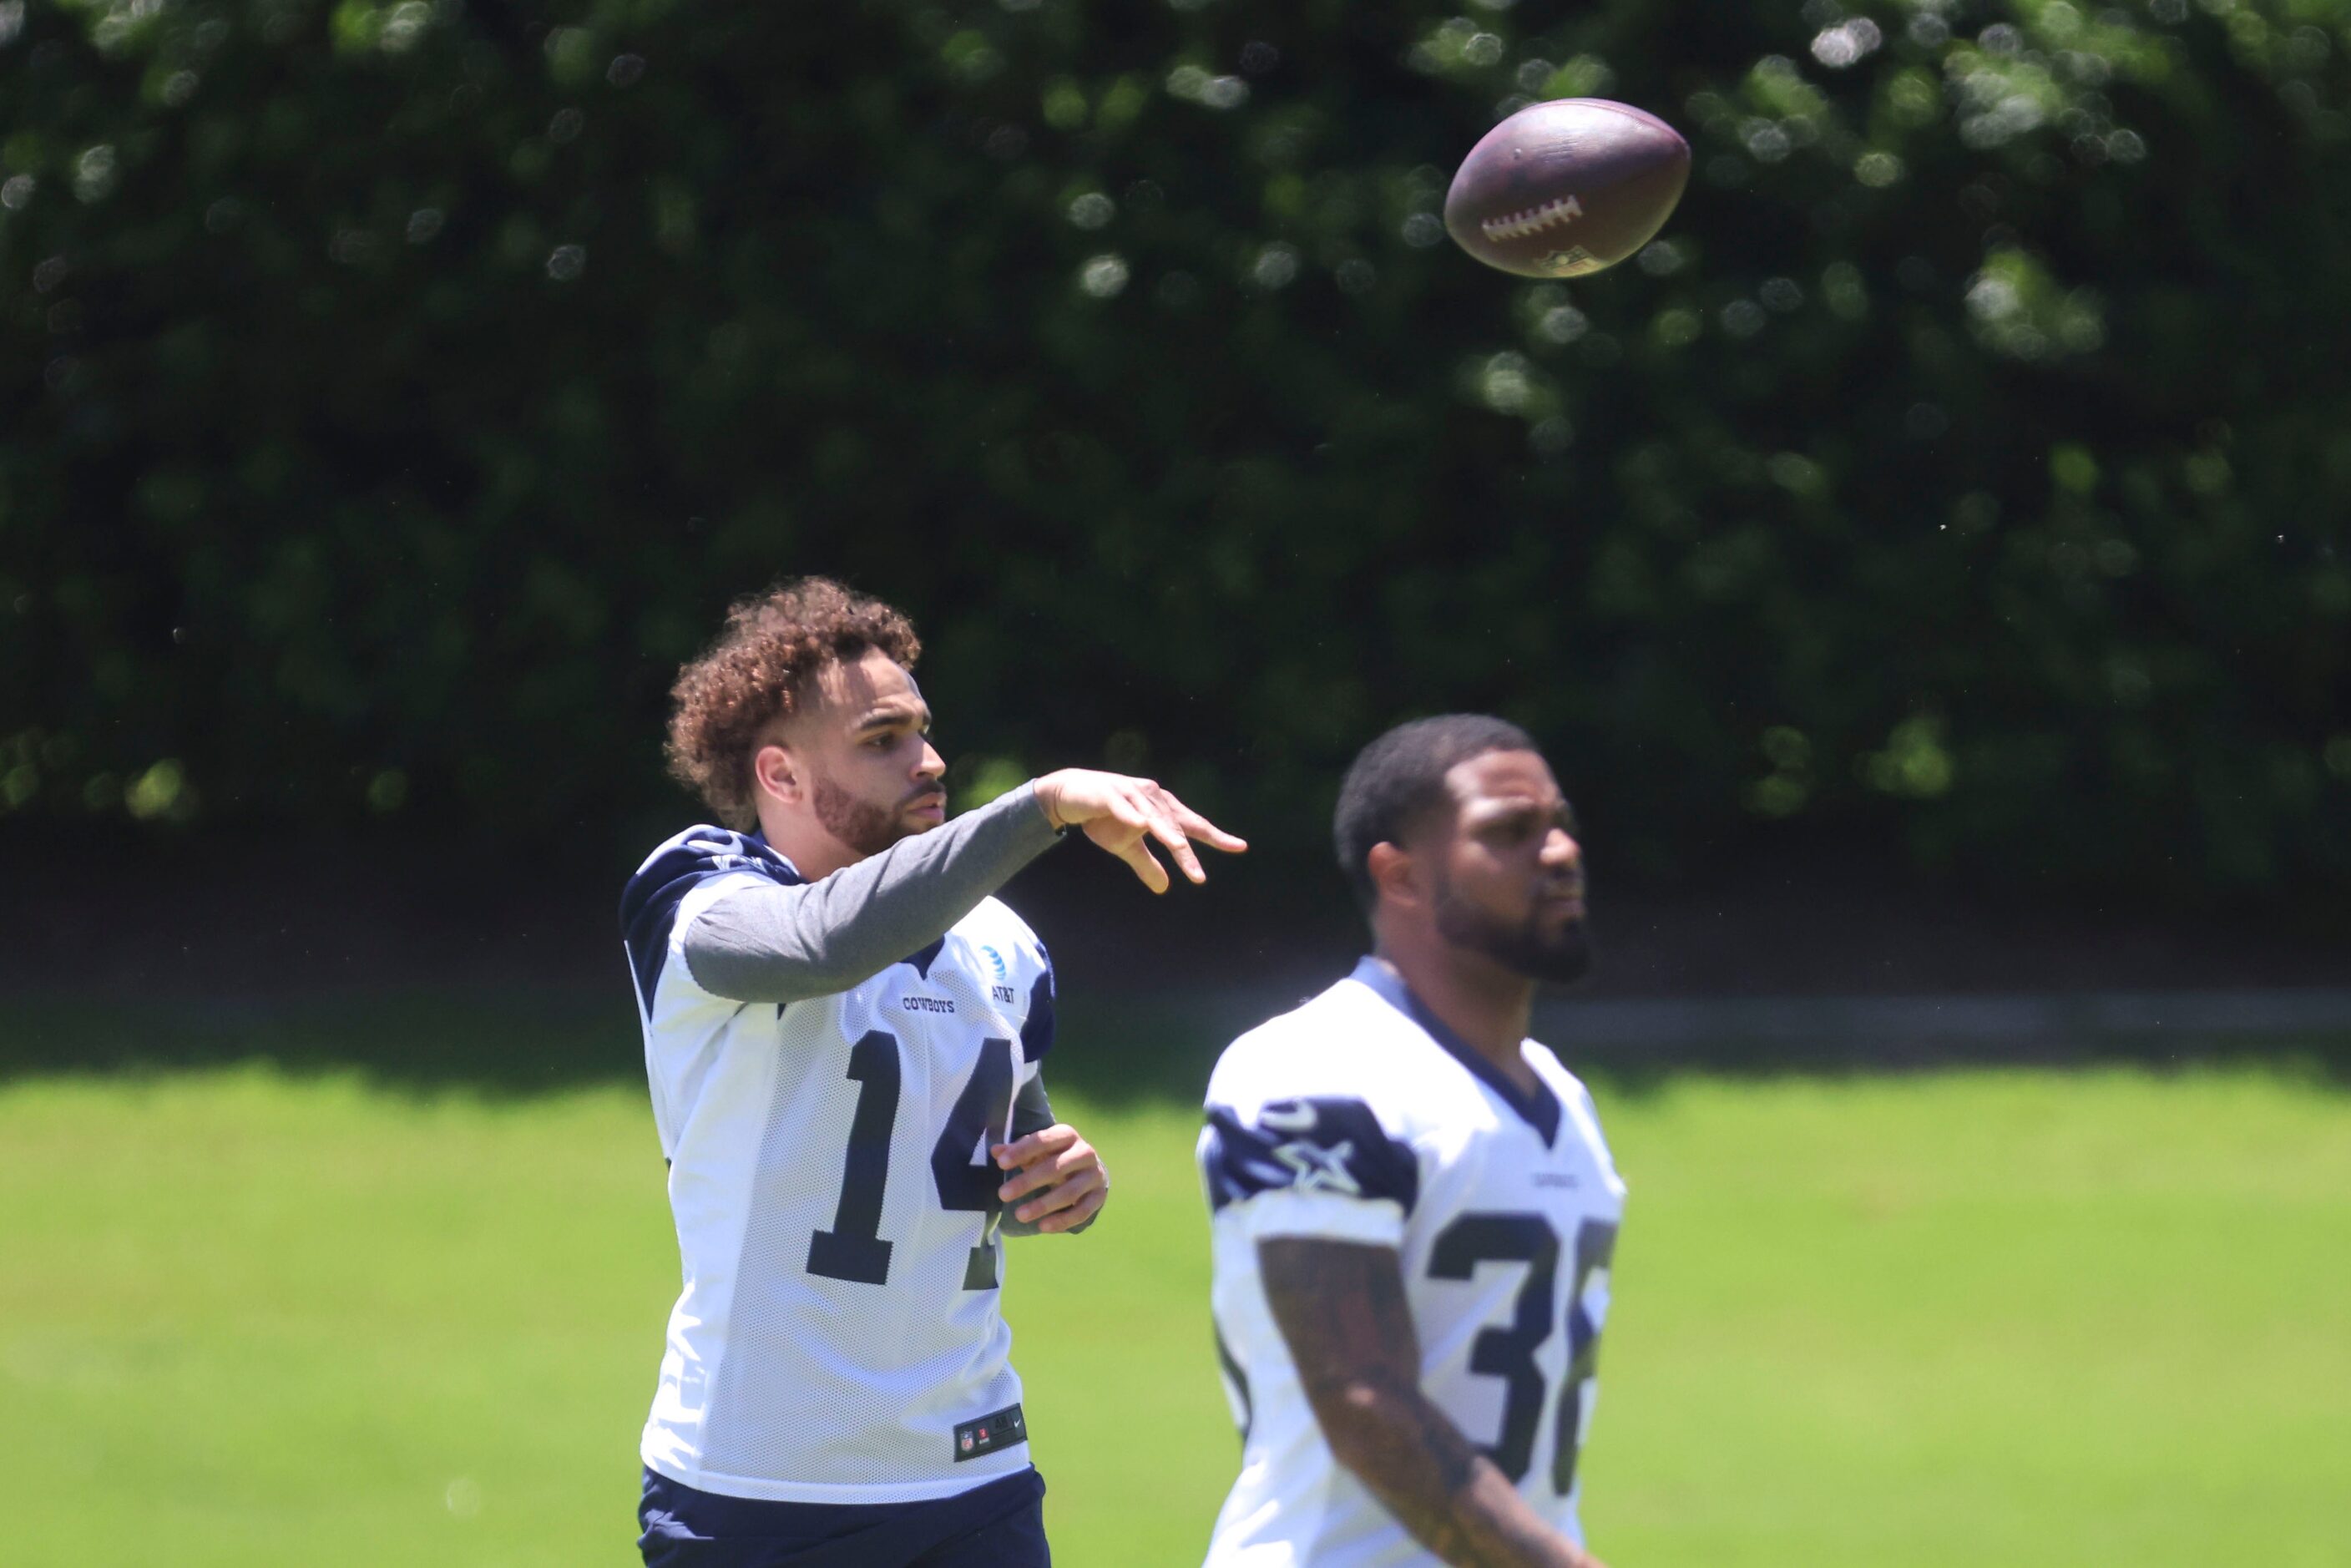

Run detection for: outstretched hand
[[1033, 769, 1247, 893]]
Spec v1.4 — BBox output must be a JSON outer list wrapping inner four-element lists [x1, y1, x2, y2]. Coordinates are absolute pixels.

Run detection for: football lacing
[[1481, 195, 1585, 241]]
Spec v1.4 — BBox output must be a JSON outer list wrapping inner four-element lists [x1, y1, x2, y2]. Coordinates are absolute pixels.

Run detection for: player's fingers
[[998, 1157, 1066, 1204], [1168, 798, 1248, 854], [997, 1136, 1091, 1201], [1130, 786, 1211, 882], [991, 1124, 1077, 1171], [1033, 1172, 1108, 1233], [1146, 782, 1241, 842], [1018, 1169, 1100, 1223], [1145, 807, 1210, 884], [1108, 791, 1156, 832], [1116, 833, 1170, 893], [1012, 1162, 1102, 1222], [1082, 797, 1170, 892], [1014, 1138, 1099, 1193]]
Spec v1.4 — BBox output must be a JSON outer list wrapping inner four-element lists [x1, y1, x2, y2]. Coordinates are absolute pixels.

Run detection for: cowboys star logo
[[1272, 1137, 1363, 1196]]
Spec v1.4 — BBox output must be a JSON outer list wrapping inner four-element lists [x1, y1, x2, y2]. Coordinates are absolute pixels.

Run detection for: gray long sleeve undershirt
[[679, 781, 1063, 1004]]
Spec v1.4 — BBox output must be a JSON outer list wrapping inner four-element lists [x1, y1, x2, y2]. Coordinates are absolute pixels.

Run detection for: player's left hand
[[992, 1124, 1108, 1236]]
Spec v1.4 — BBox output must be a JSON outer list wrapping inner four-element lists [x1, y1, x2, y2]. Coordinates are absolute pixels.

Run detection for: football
[[1443, 99, 1691, 279]]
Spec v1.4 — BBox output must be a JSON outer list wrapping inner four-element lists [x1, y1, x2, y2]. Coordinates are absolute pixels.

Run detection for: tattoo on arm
[[1258, 1238, 1597, 1568]]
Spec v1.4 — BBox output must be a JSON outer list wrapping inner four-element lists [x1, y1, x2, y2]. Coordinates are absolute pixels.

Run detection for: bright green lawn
[[2, 1065, 2345, 1565]]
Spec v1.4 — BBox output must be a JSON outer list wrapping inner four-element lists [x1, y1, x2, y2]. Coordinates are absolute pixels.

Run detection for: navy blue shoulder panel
[[1019, 953, 1055, 1062], [1201, 1096, 1419, 1216], [619, 826, 801, 1009]]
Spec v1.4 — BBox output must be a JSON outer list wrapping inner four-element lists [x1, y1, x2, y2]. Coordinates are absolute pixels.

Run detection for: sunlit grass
[[2, 1062, 2344, 1565]]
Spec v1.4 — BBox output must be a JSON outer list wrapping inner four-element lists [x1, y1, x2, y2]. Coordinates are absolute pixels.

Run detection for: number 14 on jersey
[[806, 1028, 1017, 1292]]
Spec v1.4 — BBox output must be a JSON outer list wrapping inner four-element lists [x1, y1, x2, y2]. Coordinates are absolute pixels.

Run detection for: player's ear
[[1367, 841, 1423, 910], [752, 741, 805, 808]]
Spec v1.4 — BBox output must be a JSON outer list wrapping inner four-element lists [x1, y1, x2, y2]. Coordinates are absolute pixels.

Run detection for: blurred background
[[2, 1, 2346, 1564]]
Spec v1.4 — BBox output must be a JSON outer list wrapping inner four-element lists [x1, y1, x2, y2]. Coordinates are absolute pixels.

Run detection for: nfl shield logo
[[960, 1434, 974, 1453]]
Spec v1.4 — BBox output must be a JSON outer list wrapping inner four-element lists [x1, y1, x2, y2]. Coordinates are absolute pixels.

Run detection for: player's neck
[[1371, 943, 1538, 1088], [752, 807, 865, 883]]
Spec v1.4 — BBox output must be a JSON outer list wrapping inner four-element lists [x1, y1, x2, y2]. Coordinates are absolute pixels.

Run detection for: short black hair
[[1334, 714, 1540, 911]]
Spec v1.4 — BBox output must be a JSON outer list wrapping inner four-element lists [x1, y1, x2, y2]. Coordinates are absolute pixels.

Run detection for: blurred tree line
[[2, 0, 2346, 897]]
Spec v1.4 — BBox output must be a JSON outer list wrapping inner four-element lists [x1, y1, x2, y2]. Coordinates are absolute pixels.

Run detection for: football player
[[1199, 716, 1622, 1568], [623, 577, 1243, 1566]]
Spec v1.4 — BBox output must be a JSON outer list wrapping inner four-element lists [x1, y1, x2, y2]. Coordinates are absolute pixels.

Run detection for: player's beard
[[811, 767, 923, 859], [1432, 874, 1595, 986]]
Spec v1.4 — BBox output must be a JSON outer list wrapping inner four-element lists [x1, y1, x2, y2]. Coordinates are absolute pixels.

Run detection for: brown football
[[1443, 99, 1691, 280]]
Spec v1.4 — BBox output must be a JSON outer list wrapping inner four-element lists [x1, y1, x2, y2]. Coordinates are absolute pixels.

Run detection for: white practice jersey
[[1197, 958, 1628, 1566], [621, 826, 1056, 1503]]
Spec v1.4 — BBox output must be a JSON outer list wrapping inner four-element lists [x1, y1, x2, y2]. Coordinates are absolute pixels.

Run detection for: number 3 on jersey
[[1428, 1211, 1619, 1495], [806, 1029, 1016, 1291]]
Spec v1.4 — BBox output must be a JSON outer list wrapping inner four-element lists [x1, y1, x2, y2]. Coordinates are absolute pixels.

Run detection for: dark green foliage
[[3, 0, 2346, 891]]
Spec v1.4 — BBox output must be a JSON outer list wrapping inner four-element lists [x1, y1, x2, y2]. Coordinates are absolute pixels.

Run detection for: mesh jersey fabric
[[1196, 957, 1628, 1566], [623, 825, 1057, 1505]]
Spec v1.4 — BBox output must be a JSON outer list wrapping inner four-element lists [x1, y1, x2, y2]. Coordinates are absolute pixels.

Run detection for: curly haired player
[[622, 577, 1243, 1567]]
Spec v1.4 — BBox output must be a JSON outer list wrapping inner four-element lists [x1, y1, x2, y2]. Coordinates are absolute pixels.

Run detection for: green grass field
[[3, 1061, 2346, 1565]]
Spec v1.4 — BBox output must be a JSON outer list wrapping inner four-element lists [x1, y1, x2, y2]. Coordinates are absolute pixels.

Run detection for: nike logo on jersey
[[953, 1402, 1028, 1462], [1272, 1138, 1363, 1196]]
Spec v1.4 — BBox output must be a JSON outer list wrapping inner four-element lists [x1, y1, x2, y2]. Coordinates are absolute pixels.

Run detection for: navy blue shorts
[[639, 1465, 1049, 1568]]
